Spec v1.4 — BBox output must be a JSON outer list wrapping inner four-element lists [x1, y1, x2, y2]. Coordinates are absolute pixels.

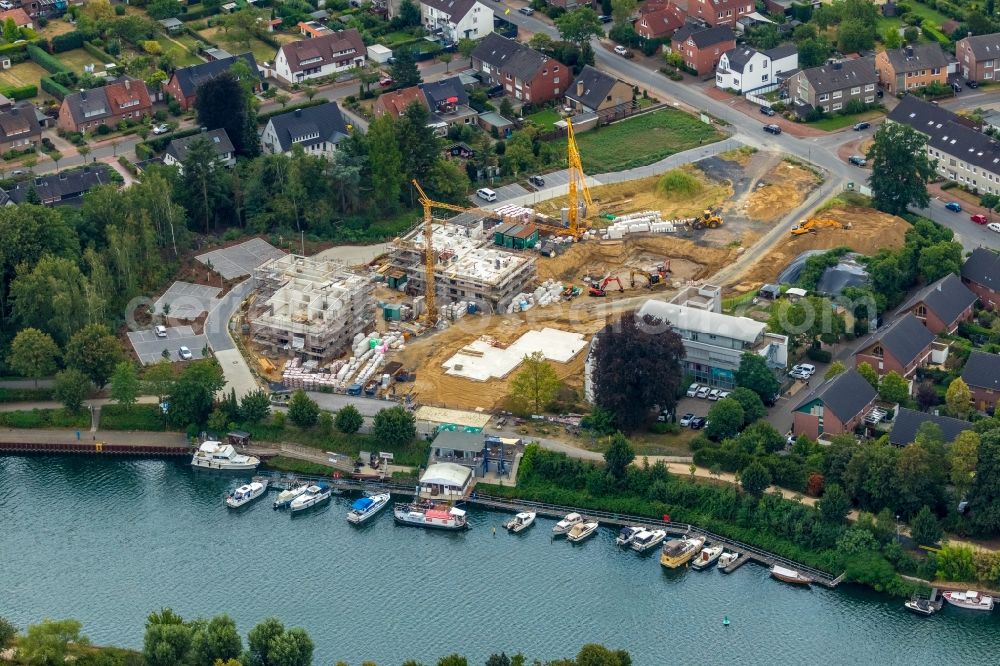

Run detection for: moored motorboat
[[616, 525, 646, 547], [346, 492, 391, 524], [273, 482, 309, 510], [717, 550, 741, 569], [393, 502, 469, 530], [770, 565, 812, 586], [289, 482, 333, 513], [225, 477, 268, 509], [552, 512, 584, 536], [566, 520, 599, 543], [630, 529, 666, 553], [659, 536, 705, 569], [691, 545, 724, 570], [191, 441, 259, 471], [942, 590, 994, 611], [504, 512, 536, 533], [904, 598, 935, 616]]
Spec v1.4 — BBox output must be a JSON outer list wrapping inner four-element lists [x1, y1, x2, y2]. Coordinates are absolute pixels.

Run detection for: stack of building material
[[505, 279, 566, 313], [600, 211, 679, 240]]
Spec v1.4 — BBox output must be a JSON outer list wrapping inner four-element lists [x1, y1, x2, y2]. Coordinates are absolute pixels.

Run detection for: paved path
[[0, 427, 186, 445], [0, 379, 54, 389]]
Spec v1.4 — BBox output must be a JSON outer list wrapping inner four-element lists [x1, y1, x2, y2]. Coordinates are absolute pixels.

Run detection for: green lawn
[[0, 61, 47, 93], [876, 1, 953, 35], [555, 108, 726, 174], [524, 108, 561, 130], [155, 35, 204, 67], [57, 48, 113, 74], [808, 108, 886, 131], [198, 27, 277, 64]]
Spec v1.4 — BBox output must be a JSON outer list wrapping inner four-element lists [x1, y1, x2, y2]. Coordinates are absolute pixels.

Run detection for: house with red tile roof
[[274, 29, 366, 84], [57, 78, 152, 133]]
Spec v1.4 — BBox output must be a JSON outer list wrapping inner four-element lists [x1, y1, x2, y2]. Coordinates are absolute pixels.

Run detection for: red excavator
[[588, 275, 625, 297]]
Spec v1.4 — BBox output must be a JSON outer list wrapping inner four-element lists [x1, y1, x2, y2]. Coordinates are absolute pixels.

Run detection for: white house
[[260, 101, 351, 159], [273, 29, 366, 84], [716, 44, 798, 93], [419, 0, 493, 44], [162, 129, 235, 174]]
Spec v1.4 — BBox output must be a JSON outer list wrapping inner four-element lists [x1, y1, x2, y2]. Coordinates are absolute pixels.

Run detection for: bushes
[[118, 155, 138, 175], [100, 404, 167, 431], [807, 347, 832, 363], [50, 30, 87, 53], [0, 408, 91, 429], [83, 40, 117, 64], [40, 76, 70, 100], [657, 168, 703, 197], [0, 84, 38, 100], [0, 387, 54, 403], [27, 43, 71, 74]]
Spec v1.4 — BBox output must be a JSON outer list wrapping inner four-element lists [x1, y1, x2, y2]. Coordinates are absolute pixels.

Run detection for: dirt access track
[[738, 205, 911, 288]]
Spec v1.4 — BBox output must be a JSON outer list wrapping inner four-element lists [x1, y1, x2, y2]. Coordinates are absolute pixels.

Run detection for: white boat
[[690, 545, 724, 570], [393, 502, 469, 530], [504, 512, 536, 533], [289, 483, 333, 513], [552, 512, 584, 536], [904, 598, 935, 616], [273, 482, 309, 510], [942, 590, 995, 611], [225, 478, 268, 508], [191, 441, 259, 471], [566, 520, 599, 543], [616, 525, 646, 547], [770, 564, 812, 586], [717, 550, 741, 569], [630, 529, 666, 553], [347, 493, 391, 524]]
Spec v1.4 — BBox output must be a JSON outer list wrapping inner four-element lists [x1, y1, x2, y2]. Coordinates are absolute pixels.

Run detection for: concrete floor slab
[[414, 406, 492, 429], [152, 281, 221, 319], [442, 327, 588, 381], [196, 238, 285, 280]]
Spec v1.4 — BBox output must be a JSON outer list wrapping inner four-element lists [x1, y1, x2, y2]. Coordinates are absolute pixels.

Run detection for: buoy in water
[[723, 616, 730, 627], [492, 527, 496, 536]]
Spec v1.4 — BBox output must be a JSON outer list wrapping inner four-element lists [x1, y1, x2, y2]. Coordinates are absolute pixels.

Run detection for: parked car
[[853, 121, 871, 131], [789, 369, 810, 381], [971, 214, 989, 225], [486, 85, 504, 98], [695, 386, 711, 399], [707, 388, 721, 401], [476, 187, 497, 202], [690, 417, 707, 430], [759, 105, 775, 116], [967, 79, 979, 88], [951, 81, 963, 93], [11, 169, 24, 176], [679, 413, 695, 427], [614, 45, 633, 58], [155, 325, 167, 338], [763, 124, 781, 135], [793, 363, 816, 376], [528, 175, 545, 187], [152, 123, 170, 135], [598, 14, 613, 22], [657, 408, 672, 422], [378, 76, 394, 87], [518, 6, 534, 14], [989, 222, 1000, 233], [717, 391, 731, 400], [848, 155, 866, 167], [686, 383, 701, 397], [0, 2, 14, 9], [178, 346, 193, 360], [945, 201, 963, 212]]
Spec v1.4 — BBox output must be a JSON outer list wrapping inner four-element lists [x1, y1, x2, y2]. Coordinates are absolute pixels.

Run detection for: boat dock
[[0, 439, 192, 457], [280, 475, 845, 588]]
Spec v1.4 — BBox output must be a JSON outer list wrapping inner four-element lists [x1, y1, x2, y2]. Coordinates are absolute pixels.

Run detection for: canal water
[[2, 456, 999, 665]]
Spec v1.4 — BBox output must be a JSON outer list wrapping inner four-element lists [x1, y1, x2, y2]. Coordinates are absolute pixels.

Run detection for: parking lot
[[196, 238, 284, 280], [152, 281, 221, 320], [127, 326, 209, 365], [468, 182, 529, 207]]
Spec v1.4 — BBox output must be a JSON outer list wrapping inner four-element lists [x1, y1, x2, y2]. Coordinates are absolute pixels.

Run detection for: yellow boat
[[660, 536, 705, 569]]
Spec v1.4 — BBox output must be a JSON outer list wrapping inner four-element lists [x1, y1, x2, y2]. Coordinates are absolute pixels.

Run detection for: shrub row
[[0, 41, 29, 56], [40, 76, 70, 100], [0, 387, 54, 403], [100, 404, 167, 431], [27, 43, 71, 74], [0, 84, 38, 100], [179, 6, 217, 22], [50, 30, 88, 53], [83, 40, 117, 65], [0, 408, 90, 429], [118, 155, 138, 176]]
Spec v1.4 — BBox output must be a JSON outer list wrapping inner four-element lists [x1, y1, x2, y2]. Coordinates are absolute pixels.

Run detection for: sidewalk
[[0, 427, 185, 445]]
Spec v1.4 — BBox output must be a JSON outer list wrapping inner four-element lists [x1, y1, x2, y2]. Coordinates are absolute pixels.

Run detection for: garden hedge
[[83, 40, 117, 64], [40, 76, 70, 100], [0, 84, 38, 100], [50, 30, 87, 53], [27, 44, 71, 73]]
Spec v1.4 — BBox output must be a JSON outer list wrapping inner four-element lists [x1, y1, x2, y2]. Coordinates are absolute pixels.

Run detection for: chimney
[[295, 108, 302, 117], [833, 61, 841, 70], [906, 45, 913, 57], [576, 78, 584, 96], [124, 79, 130, 90], [81, 91, 87, 101], [59, 172, 67, 180]]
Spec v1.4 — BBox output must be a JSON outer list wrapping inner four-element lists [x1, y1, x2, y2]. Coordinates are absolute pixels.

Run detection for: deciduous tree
[[239, 390, 271, 424], [867, 122, 937, 216], [287, 390, 319, 428], [967, 429, 1000, 534], [818, 483, 851, 523], [824, 360, 846, 380], [945, 377, 972, 420], [734, 352, 780, 404], [180, 137, 231, 234], [372, 405, 416, 448], [190, 614, 242, 666], [0, 617, 16, 650], [243, 618, 313, 666], [950, 430, 979, 500], [879, 371, 909, 405], [10, 256, 104, 347], [739, 460, 771, 497], [334, 404, 363, 434], [592, 310, 685, 432], [510, 351, 560, 414], [555, 7, 603, 45], [603, 432, 635, 481], [910, 505, 942, 546], [729, 386, 766, 425], [7, 328, 60, 387], [144, 609, 192, 666], [168, 360, 225, 428], [18, 619, 87, 666], [856, 361, 879, 389], [706, 398, 744, 441], [65, 324, 122, 389], [144, 360, 176, 405], [610, 0, 636, 26], [110, 361, 140, 409], [367, 115, 403, 213]]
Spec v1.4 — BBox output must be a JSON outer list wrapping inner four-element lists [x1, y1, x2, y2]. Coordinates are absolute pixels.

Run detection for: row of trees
[[0, 613, 630, 666]]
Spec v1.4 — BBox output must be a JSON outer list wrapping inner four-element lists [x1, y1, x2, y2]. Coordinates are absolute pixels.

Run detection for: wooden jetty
[[272, 474, 845, 588]]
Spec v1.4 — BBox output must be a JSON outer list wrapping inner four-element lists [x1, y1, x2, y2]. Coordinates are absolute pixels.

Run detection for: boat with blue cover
[[347, 492, 391, 524]]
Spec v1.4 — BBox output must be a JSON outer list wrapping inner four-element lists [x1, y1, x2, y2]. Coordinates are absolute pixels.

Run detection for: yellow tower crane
[[412, 179, 506, 323], [565, 117, 593, 238]]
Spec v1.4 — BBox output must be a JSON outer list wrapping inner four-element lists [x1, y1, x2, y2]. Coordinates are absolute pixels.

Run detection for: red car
[[972, 214, 989, 225]]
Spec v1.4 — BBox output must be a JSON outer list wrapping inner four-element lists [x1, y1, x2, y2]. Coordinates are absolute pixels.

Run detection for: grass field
[[809, 108, 886, 131], [876, 1, 952, 34], [37, 17, 75, 39], [57, 48, 109, 74], [198, 27, 277, 64], [554, 108, 725, 174], [524, 107, 560, 130], [0, 61, 47, 91], [154, 35, 203, 67]]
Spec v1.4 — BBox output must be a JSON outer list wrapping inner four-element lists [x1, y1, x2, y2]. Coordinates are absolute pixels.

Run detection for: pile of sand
[[745, 161, 822, 225]]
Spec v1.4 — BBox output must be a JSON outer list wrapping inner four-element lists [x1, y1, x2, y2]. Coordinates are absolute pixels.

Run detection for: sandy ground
[[738, 204, 911, 287], [744, 160, 822, 225]]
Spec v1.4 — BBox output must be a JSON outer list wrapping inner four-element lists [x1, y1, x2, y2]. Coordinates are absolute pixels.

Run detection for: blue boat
[[347, 492, 391, 524]]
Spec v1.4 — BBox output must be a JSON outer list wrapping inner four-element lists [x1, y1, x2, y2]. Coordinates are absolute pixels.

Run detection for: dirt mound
[[744, 161, 821, 225], [740, 205, 910, 286]]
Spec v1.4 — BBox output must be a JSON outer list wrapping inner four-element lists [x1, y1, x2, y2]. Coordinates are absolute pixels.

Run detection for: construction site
[[248, 254, 375, 362]]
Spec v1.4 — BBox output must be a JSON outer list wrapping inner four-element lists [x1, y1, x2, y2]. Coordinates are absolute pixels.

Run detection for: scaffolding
[[389, 222, 537, 315], [249, 254, 375, 361]]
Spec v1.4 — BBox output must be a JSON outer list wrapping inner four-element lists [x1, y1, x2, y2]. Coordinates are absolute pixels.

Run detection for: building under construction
[[389, 220, 537, 314], [249, 254, 374, 361]]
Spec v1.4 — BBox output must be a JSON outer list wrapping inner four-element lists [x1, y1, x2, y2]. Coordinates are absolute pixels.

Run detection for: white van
[[476, 188, 497, 202]]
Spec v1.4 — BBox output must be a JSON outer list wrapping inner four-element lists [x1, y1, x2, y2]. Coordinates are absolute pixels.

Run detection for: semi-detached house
[[684, 0, 754, 27], [875, 43, 950, 96], [57, 78, 152, 133], [788, 58, 877, 114], [419, 0, 493, 43], [273, 29, 366, 84], [471, 33, 567, 104], [670, 24, 736, 77], [961, 247, 1000, 310], [164, 53, 262, 111], [715, 44, 797, 93], [956, 32, 1000, 82]]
